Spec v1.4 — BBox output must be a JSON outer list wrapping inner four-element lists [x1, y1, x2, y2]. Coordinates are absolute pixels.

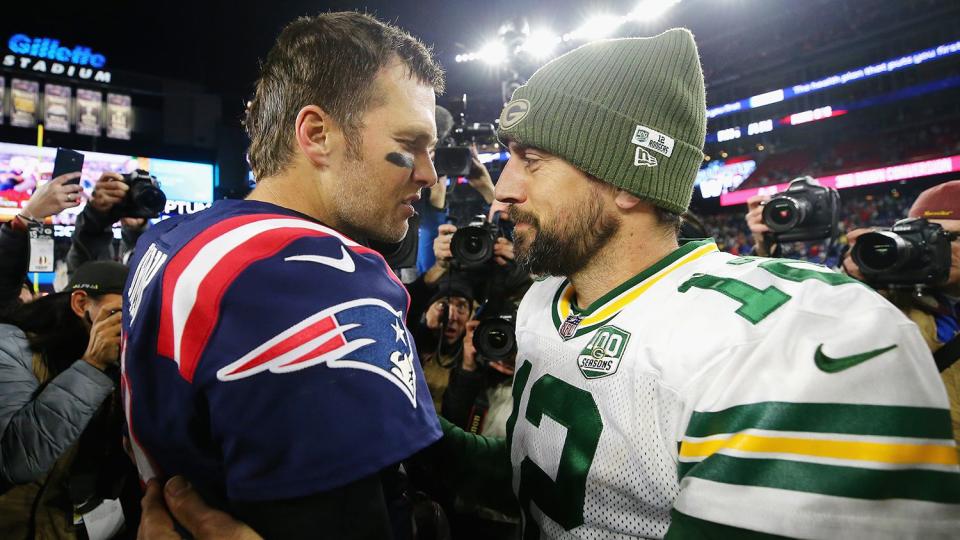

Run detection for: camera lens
[[852, 231, 912, 273], [451, 226, 494, 267], [762, 196, 807, 232], [135, 186, 166, 216], [474, 318, 516, 361], [465, 235, 484, 255], [488, 329, 509, 349]]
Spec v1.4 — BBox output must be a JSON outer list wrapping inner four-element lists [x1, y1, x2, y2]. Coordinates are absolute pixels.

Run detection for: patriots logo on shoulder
[[216, 298, 419, 407]]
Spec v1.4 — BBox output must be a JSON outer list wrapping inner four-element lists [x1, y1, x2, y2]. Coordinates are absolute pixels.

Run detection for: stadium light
[[571, 14, 625, 41], [628, 0, 680, 22], [520, 29, 560, 59], [457, 0, 686, 64], [478, 40, 508, 65]]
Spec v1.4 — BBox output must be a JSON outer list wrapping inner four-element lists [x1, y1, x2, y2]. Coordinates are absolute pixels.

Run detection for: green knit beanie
[[497, 28, 707, 214]]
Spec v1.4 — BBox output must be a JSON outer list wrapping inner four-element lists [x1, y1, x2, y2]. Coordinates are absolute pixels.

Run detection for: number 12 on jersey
[[507, 360, 604, 539]]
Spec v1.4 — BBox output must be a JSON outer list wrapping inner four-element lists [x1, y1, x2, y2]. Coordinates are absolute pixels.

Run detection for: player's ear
[[294, 105, 338, 168], [615, 189, 642, 210]]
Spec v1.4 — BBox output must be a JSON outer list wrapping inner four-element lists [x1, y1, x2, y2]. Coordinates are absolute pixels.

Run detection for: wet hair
[[245, 11, 444, 178]]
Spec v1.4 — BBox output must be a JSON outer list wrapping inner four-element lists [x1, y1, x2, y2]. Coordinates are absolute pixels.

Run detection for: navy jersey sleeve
[[166, 231, 439, 501]]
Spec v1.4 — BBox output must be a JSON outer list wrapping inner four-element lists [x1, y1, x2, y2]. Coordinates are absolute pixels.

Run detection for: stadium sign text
[[4, 34, 111, 83]]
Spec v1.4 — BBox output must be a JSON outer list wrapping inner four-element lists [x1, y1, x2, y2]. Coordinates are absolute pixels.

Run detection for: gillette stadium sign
[[3, 34, 111, 83]]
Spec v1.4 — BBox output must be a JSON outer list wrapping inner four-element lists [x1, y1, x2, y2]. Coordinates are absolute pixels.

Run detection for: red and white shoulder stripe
[[155, 213, 400, 382]]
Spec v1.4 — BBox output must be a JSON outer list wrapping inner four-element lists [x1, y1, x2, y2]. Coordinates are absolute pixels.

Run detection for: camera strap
[[934, 332, 960, 373]]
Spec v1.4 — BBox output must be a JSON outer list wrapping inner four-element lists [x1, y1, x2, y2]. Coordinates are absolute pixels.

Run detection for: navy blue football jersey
[[121, 199, 441, 501]]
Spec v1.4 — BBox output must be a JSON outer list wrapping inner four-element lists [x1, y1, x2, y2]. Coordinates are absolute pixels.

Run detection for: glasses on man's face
[[437, 299, 471, 316]]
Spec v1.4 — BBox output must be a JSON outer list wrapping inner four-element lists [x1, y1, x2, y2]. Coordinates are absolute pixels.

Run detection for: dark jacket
[[0, 222, 30, 314], [0, 324, 114, 485], [66, 205, 145, 278]]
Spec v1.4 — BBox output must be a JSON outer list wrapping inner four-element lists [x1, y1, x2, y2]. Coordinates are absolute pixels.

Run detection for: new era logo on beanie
[[496, 28, 707, 214]]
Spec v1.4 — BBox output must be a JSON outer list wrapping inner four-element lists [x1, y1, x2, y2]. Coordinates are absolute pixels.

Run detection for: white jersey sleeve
[[673, 280, 958, 538]]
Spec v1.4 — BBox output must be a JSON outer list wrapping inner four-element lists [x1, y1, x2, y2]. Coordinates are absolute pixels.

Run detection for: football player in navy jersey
[[122, 12, 445, 539]]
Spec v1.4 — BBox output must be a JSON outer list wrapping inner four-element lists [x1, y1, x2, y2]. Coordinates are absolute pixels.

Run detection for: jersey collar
[[551, 239, 718, 339]]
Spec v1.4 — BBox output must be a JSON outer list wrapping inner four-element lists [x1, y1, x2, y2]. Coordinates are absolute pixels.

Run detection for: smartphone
[[52, 148, 84, 185]]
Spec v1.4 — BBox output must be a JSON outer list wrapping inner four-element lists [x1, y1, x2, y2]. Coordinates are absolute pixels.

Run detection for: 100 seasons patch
[[577, 325, 631, 379]]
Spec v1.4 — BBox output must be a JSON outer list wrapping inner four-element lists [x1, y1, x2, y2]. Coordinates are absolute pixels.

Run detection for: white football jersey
[[508, 239, 960, 539]]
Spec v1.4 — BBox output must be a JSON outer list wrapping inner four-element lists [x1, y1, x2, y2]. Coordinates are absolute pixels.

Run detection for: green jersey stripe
[[685, 401, 954, 440], [678, 454, 960, 504], [665, 509, 793, 539]]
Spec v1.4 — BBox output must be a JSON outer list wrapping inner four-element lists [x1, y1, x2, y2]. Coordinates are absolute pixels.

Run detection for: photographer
[[0, 172, 83, 314], [66, 172, 151, 276], [0, 261, 134, 538], [439, 316, 521, 540], [441, 319, 516, 437], [413, 277, 476, 410], [840, 181, 960, 445]]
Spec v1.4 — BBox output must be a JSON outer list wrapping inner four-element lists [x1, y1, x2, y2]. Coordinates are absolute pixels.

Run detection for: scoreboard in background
[[695, 158, 757, 199], [0, 141, 214, 236]]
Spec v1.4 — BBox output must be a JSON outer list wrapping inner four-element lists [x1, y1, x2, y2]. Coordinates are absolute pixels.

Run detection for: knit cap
[[909, 180, 960, 220], [497, 28, 707, 213]]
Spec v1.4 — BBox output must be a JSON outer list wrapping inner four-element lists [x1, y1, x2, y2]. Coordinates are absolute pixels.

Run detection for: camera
[[472, 303, 517, 364], [433, 123, 498, 178], [451, 214, 502, 270], [851, 217, 955, 287], [762, 176, 840, 242], [114, 169, 166, 219]]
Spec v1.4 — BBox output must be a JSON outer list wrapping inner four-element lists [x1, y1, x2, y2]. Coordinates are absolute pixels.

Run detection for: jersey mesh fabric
[[512, 332, 682, 539]]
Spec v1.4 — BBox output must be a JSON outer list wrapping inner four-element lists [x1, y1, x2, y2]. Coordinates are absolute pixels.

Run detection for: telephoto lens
[[852, 231, 912, 274], [851, 218, 954, 286]]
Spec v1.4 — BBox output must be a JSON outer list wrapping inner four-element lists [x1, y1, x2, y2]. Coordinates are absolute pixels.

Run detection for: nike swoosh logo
[[285, 246, 356, 273], [814, 343, 897, 373]]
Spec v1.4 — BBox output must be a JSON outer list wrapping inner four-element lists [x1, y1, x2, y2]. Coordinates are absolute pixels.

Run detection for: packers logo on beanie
[[497, 28, 707, 214]]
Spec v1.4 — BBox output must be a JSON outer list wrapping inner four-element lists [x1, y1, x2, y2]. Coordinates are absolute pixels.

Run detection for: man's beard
[[509, 195, 620, 277]]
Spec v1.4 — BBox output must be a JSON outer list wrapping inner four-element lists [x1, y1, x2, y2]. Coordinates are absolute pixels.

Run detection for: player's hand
[[493, 237, 515, 266], [138, 477, 262, 540], [21, 172, 83, 220], [433, 224, 457, 269], [461, 320, 481, 372], [89, 172, 128, 214], [82, 298, 122, 371], [842, 228, 873, 282]]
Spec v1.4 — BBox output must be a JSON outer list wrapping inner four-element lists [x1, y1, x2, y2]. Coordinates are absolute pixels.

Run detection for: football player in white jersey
[[438, 28, 960, 539]]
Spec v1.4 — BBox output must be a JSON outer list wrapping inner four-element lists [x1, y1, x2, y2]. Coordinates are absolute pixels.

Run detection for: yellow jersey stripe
[[559, 242, 719, 325], [680, 432, 960, 467]]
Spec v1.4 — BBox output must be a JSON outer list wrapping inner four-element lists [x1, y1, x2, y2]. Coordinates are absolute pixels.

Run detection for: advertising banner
[[11, 78, 39, 128], [105, 92, 131, 139], [43, 83, 71, 132]]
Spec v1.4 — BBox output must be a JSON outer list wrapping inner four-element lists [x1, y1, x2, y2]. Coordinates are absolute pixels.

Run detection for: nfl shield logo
[[559, 314, 583, 339]]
